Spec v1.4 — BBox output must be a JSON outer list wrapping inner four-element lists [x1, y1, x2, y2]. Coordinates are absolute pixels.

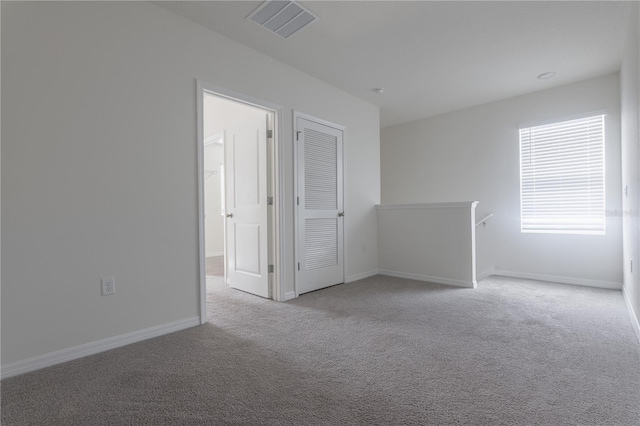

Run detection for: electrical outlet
[[101, 277, 115, 296]]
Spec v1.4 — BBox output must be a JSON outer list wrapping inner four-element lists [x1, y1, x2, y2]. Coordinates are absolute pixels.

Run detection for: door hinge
[[267, 129, 273, 138], [267, 196, 273, 205], [297, 196, 299, 205], [298, 262, 300, 271], [268, 264, 274, 273]]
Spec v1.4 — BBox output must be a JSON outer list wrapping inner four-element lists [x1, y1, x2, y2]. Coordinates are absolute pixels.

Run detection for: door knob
[[338, 212, 344, 217], [226, 213, 233, 218]]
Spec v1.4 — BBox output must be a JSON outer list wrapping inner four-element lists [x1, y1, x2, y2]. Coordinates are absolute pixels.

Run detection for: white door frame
[[197, 81, 285, 324], [293, 111, 346, 297]]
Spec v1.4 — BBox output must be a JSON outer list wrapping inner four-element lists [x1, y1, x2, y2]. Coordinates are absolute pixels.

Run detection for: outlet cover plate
[[101, 277, 115, 296]]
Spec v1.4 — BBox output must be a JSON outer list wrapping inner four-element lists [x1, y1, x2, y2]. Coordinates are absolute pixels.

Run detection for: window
[[519, 114, 605, 235]]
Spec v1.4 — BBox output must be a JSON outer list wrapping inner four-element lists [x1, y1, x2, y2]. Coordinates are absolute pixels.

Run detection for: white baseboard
[[378, 269, 475, 288], [284, 291, 297, 301], [1, 316, 200, 380], [206, 252, 224, 258], [623, 286, 640, 344], [346, 269, 379, 283], [477, 267, 496, 282], [494, 269, 622, 290]]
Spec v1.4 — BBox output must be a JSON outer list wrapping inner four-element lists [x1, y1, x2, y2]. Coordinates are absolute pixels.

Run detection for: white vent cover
[[247, 1, 318, 39]]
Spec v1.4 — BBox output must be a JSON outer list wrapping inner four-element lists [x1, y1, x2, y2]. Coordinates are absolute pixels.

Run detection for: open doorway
[[203, 128, 225, 290], [197, 83, 283, 323]]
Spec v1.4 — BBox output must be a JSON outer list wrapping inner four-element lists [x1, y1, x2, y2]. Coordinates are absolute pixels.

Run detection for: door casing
[[197, 81, 285, 324]]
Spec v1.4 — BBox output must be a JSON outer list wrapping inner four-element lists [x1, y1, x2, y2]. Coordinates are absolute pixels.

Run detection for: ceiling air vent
[[247, 0, 318, 39]]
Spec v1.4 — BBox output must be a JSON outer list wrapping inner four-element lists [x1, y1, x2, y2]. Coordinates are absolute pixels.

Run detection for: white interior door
[[297, 116, 344, 294], [225, 116, 270, 298]]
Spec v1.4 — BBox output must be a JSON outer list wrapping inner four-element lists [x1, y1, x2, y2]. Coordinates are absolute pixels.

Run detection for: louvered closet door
[[297, 117, 344, 294]]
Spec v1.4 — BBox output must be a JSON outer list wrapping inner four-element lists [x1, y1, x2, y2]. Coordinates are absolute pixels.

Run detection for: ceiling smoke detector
[[247, 0, 319, 39]]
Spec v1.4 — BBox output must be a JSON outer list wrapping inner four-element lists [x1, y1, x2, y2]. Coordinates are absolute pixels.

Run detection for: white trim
[[284, 291, 297, 301], [1, 317, 200, 379], [378, 269, 476, 288], [376, 201, 479, 210], [469, 202, 477, 286], [477, 267, 496, 281], [197, 81, 286, 315], [293, 111, 346, 298], [294, 111, 346, 133], [273, 103, 285, 302], [494, 269, 622, 290], [293, 111, 299, 298], [272, 106, 284, 302], [623, 286, 640, 344], [346, 269, 379, 283], [342, 124, 349, 290], [196, 81, 207, 324], [205, 252, 224, 258]]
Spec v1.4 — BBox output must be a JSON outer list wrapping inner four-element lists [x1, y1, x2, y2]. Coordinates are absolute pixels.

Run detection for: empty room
[[2, 1, 639, 425]]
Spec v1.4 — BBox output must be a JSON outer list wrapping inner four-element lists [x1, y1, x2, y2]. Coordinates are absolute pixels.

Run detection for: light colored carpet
[[2, 275, 639, 425]]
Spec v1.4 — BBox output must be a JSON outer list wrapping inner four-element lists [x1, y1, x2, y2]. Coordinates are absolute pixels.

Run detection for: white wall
[[381, 74, 622, 287], [377, 203, 477, 288], [621, 2, 640, 339], [1, 2, 379, 367]]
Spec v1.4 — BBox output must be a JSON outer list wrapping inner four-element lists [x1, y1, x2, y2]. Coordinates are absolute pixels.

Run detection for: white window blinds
[[519, 114, 605, 235]]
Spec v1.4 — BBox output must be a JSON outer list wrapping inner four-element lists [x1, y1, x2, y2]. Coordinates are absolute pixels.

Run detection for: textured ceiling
[[155, 1, 632, 128]]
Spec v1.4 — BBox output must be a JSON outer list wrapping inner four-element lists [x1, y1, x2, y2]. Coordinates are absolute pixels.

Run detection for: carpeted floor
[[206, 255, 224, 277], [2, 275, 639, 425]]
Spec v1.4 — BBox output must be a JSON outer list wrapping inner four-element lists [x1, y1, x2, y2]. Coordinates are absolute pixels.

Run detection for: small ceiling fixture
[[537, 72, 556, 80], [374, 88, 385, 95], [247, 0, 319, 39]]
